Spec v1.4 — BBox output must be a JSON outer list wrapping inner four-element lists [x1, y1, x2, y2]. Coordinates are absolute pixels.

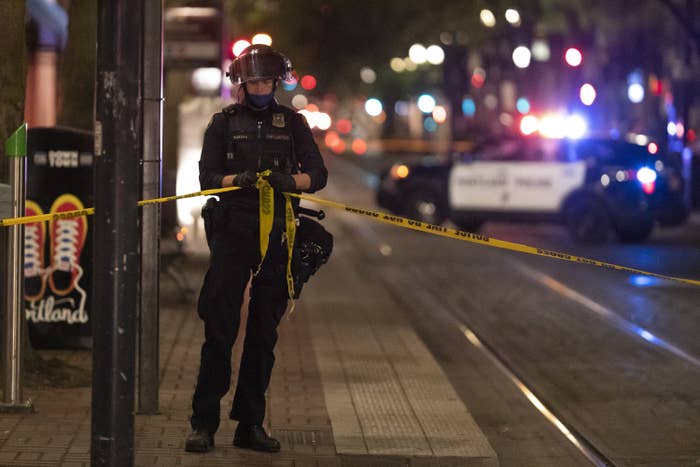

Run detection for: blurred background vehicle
[[377, 134, 689, 243]]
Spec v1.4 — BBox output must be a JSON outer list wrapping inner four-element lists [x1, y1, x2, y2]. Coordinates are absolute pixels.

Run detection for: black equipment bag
[[292, 216, 333, 298]]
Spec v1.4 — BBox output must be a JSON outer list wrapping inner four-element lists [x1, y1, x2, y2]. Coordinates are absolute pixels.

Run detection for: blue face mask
[[247, 91, 275, 109]]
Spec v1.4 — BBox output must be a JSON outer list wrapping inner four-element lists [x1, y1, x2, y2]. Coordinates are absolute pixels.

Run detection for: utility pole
[[92, 0, 143, 465], [138, 0, 163, 416]]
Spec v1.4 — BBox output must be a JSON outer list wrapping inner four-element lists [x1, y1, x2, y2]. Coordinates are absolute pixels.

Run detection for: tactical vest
[[223, 103, 297, 176]]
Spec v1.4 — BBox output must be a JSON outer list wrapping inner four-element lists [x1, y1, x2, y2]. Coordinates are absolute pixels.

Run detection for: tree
[[0, 0, 26, 158], [58, 0, 97, 130]]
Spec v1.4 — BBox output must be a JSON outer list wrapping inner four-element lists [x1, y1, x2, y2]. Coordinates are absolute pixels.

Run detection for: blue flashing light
[[462, 98, 476, 117], [516, 97, 530, 114]]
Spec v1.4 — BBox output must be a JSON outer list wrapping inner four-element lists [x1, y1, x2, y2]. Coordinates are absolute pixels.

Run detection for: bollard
[[0, 123, 34, 413]]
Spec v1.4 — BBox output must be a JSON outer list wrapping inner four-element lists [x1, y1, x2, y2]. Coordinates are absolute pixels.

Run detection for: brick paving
[[0, 220, 497, 466]]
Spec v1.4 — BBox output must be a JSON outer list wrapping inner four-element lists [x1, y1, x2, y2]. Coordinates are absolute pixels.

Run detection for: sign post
[[1, 123, 34, 413]]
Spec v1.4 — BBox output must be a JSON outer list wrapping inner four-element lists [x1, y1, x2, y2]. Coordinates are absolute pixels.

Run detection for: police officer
[[185, 44, 328, 453]]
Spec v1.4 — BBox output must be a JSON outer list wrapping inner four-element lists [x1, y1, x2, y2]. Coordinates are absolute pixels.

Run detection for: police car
[[377, 135, 688, 243]]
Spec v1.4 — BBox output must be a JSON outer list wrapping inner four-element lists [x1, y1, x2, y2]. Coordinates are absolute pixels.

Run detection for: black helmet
[[227, 44, 293, 84]]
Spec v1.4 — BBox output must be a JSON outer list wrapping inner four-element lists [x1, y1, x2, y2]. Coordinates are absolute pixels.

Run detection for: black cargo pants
[[190, 210, 288, 434]]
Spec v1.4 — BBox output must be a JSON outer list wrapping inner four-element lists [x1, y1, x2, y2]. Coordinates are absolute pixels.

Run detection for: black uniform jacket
[[199, 100, 328, 216]]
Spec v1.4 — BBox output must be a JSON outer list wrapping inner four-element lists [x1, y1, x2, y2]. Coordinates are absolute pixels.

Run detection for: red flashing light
[[687, 129, 697, 143], [648, 142, 658, 154], [642, 182, 656, 195], [301, 75, 317, 90]]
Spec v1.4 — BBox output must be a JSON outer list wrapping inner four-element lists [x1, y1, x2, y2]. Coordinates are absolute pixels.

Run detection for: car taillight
[[636, 167, 657, 194]]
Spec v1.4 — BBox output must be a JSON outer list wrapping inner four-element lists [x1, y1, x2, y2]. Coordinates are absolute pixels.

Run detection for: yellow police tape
[[1, 185, 699, 288]]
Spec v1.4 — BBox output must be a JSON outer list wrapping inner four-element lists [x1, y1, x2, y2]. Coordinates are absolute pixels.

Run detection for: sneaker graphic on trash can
[[49, 194, 88, 296], [24, 200, 47, 301]]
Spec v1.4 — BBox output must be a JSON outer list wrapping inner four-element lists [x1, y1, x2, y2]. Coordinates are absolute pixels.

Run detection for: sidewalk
[[0, 213, 496, 467]]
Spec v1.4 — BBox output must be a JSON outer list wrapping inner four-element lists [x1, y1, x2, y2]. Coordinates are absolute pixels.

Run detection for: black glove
[[264, 172, 296, 192], [232, 170, 257, 188]]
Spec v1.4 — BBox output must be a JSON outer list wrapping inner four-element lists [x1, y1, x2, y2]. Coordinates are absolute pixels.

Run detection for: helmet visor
[[231, 51, 291, 84]]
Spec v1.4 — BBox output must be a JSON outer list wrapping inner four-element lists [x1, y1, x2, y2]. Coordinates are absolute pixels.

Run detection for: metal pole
[[1, 125, 33, 413], [92, 1, 143, 465], [137, 0, 163, 415]]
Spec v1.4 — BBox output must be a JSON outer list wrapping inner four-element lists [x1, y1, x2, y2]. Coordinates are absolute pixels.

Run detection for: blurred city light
[[365, 98, 383, 116], [484, 94, 498, 110], [330, 140, 346, 154], [579, 83, 597, 106], [298, 108, 331, 130], [251, 33, 272, 46], [471, 68, 486, 88], [565, 115, 588, 139], [301, 75, 317, 90], [667, 121, 677, 136], [424, 117, 438, 132], [191, 68, 222, 93], [417, 94, 436, 113], [648, 142, 659, 154], [634, 134, 649, 145], [360, 67, 377, 84], [462, 97, 476, 117], [564, 48, 583, 67], [440, 32, 453, 45], [675, 122, 684, 138], [539, 114, 566, 138], [480, 9, 496, 27], [395, 100, 410, 116], [316, 112, 332, 131], [512, 46, 531, 68], [505, 9, 521, 26], [531, 39, 551, 61], [627, 83, 644, 103], [520, 115, 539, 135], [390, 57, 406, 72], [636, 167, 657, 184], [324, 131, 340, 148], [408, 44, 428, 64], [426, 45, 445, 65], [351, 138, 368, 155], [432, 105, 447, 123], [390, 164, 410, 179], [649, 74, 663, 96], [516, 97, 530, 114], [336, 119, 352, 134], [404, 57, 418, 71], [499, 113, 514, 127], [291, 94, 308, 109], [231, 39, 251, 57], [373, 111, 387, 124]]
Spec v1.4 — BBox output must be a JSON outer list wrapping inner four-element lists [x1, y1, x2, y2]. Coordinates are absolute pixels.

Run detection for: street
[[319, 153, 700, 466]]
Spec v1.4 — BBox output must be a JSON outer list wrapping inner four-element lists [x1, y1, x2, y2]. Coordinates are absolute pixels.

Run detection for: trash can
[[24, 127, 93, 349]]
